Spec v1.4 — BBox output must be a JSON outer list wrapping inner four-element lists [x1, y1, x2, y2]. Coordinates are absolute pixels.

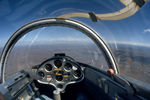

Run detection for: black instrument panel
[[37, 56, 84, 91]]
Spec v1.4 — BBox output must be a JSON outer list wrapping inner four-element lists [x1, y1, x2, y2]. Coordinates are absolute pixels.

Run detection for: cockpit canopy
[[6, 26, 109, 80]]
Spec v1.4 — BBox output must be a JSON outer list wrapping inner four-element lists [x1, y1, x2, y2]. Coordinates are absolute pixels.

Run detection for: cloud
[[107, 40, 150, 47], [48, 37, 90, 42], [17, 37, 91, 46], [144, 29, 150, 33]]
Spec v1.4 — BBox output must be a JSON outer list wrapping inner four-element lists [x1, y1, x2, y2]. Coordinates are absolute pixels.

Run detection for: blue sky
[[0, 0, 150, 48]]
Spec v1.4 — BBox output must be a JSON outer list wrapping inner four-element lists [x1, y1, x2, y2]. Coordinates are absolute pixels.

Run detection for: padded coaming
[[84, 67, 127, 100]]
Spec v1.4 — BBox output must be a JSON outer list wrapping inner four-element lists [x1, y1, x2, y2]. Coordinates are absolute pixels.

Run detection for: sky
[[0, 0, 150, 48]]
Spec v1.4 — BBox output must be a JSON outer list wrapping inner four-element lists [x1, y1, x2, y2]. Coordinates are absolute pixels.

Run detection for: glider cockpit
[[0, 0, 150, 100], [0, 18, 149, 100]]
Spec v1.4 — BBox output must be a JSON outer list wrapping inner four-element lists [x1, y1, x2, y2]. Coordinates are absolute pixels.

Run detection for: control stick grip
[[53, 90, 61, 100]]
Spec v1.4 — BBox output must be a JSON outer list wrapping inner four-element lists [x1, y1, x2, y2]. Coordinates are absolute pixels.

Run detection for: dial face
[[55, 75, 63, 81], [64, 63, 72, 71], [46, 75, 52, 81], [45, 64, 53, 72], [38, 71, 45, 78], [37, 56, 84, 91], [73, 70, 82, 78], [54, 60, 62, 68]]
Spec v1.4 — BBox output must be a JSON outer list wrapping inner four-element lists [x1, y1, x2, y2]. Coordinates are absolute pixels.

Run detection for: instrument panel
[[36, 55, 84, 91]]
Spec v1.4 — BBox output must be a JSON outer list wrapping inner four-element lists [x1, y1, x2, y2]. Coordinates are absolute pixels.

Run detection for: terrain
[[0, 43, 150, 84]]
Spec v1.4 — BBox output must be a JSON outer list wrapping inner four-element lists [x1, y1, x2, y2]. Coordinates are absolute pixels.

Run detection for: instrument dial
[[38, 71, 45, 78], [64, 63, 72, 71], [73, 70, 82, 78], [54, 60, 62, 68], [45, 64, 53, 72], [55, 75, 63, 81]]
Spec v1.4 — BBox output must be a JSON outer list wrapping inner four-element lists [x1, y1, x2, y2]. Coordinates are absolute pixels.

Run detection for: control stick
[[53, 90, 61, 100]]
